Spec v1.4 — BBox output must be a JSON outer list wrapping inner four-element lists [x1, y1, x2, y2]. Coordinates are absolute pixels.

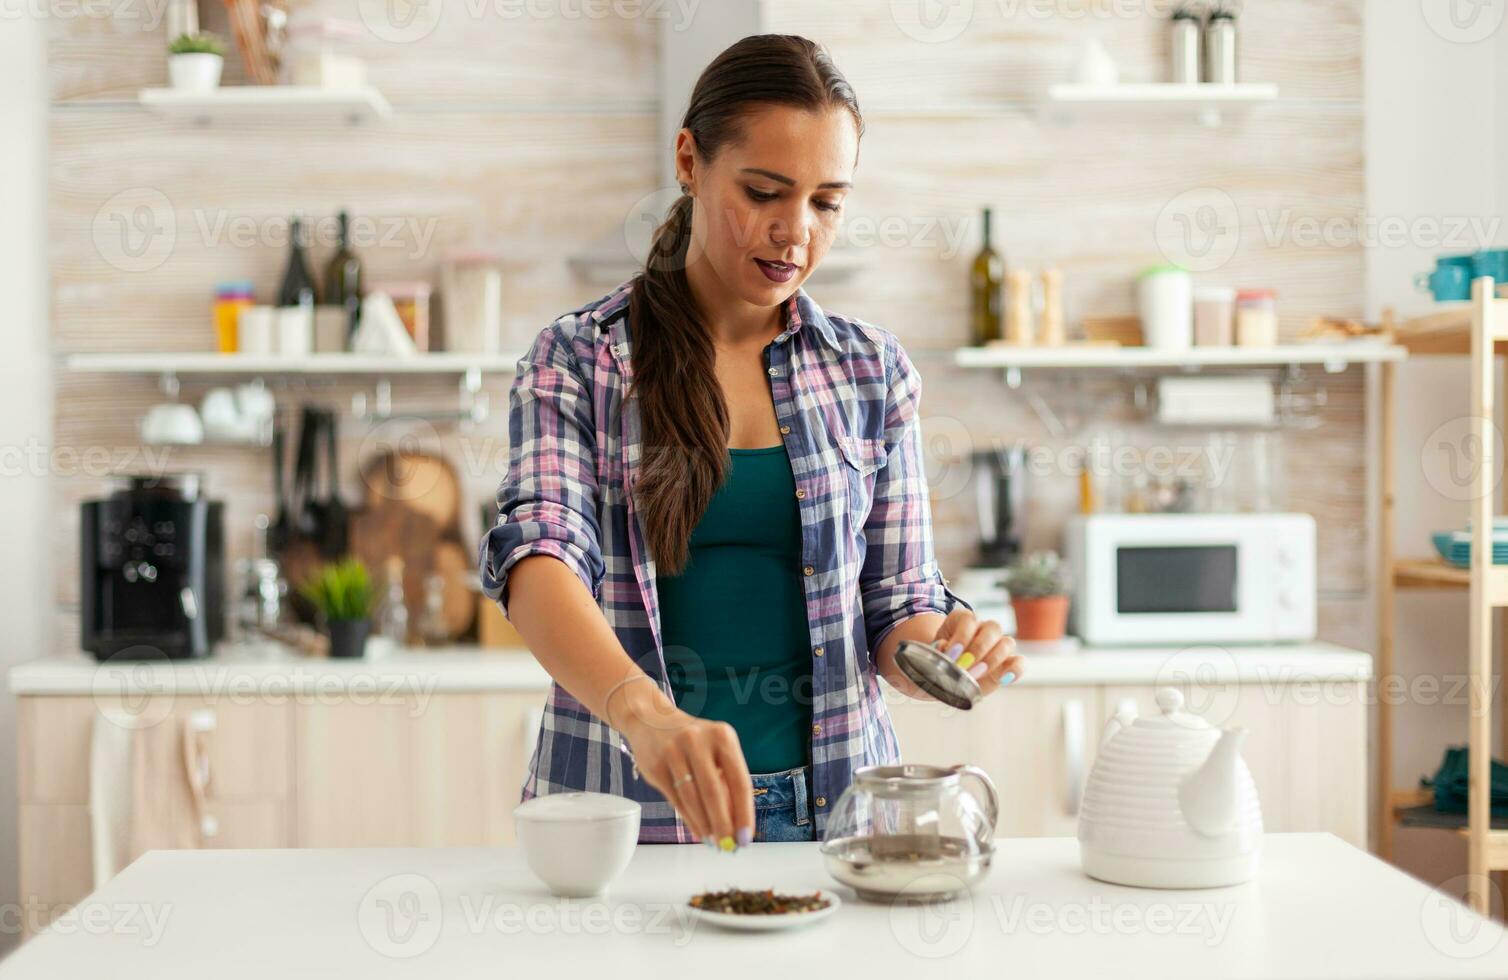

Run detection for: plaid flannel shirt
[[479, 277, 970, 841]]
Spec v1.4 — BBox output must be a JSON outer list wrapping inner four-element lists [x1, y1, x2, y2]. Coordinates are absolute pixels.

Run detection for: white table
[[3, 834, 1504, 979]]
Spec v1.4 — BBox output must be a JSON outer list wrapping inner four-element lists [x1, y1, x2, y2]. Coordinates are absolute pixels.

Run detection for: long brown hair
[[628, 34, 863, 575]]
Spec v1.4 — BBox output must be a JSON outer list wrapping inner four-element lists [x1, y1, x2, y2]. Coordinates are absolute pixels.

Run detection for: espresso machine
[[81, 474, 225, 661]]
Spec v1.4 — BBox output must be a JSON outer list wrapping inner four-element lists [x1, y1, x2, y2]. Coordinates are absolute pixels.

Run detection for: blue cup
[[1416, 256, 1475, 302], [1473, 249, 1508, 287]]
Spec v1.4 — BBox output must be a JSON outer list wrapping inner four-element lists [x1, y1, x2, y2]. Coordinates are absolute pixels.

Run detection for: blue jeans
[[749, 764, 816, 843]]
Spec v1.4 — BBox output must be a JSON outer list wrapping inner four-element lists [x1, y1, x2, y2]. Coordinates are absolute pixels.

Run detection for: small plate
[[686, 889, 841, 932]]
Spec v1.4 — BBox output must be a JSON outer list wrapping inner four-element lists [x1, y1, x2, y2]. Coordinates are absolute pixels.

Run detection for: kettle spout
[[1178, 727, 1247, 838]]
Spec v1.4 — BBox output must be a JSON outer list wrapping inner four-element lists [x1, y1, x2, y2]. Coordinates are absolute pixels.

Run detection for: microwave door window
[[1116, 545, 1238, 614]]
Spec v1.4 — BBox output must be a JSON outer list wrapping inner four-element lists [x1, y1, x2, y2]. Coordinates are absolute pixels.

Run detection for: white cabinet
[[887, 685, 1097, 838], [888, 676, 1367, 848], [295, 691, 544, 847], [16, 689, 547, 935]]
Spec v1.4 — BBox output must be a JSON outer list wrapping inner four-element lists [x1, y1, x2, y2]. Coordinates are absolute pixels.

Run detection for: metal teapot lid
[[895, 639, 982, 710]]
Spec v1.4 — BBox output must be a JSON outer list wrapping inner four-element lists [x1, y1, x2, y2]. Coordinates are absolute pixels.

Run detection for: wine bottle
[[277, 215, 320, 307], [969, 207, 1005, 346], [324, 209, 364, 343]]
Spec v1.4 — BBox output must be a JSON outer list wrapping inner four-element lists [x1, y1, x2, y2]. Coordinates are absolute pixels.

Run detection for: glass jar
[[1235, 289, 1278, 347]]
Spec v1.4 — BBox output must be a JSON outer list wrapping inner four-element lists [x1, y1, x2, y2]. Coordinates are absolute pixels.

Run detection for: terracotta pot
[[1011, 595, 1069, 641]]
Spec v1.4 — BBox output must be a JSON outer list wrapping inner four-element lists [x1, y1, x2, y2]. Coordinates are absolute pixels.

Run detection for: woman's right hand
[[616, 689, 755, 848]]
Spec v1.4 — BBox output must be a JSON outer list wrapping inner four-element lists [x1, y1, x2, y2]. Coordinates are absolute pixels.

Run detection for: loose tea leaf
[[689, 888, 830, 915]]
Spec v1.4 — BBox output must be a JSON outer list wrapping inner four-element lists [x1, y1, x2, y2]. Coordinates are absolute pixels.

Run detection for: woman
[[480, 34, 1023, 850]]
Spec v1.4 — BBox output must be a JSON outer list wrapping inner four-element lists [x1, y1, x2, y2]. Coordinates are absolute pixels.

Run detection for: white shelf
[[138, 86, 392, 125], [1043, 82, 1279, 125], [954, 343, 1406, 372], [62, 352, 524, 376]]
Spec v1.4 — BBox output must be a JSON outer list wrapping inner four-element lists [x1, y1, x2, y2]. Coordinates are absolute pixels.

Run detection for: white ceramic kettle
[[1077, 687, 1262, 888]]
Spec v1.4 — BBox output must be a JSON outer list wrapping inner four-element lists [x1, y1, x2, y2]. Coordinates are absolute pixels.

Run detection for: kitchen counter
[[1, 834, 1500, 979], [9, 639, 1370, 696]]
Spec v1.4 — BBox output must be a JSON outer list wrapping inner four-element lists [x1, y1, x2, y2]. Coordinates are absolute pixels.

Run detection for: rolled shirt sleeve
[[858, 337, 973, 657], [479, 319, 607, 619]]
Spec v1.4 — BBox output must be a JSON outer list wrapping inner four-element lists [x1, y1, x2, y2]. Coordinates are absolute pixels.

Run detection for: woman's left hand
[[932, 609, 1024, 697]]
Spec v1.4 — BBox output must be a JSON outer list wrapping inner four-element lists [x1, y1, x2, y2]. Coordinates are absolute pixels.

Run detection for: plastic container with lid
[[1137, 264, 1192, 350], [213, 280, 255, 353], [1192, 286, 1236, 346], [1235, 288, 1278, 347]]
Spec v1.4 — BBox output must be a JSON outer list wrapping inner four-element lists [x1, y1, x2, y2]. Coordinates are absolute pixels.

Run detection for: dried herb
[[689, 888, 830, 915]]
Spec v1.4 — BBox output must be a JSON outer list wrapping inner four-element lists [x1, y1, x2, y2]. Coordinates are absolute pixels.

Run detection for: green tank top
[[656, 444, 814, 774]]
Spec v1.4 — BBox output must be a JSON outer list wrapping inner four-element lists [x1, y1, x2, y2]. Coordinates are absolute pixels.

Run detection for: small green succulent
[[1003, 550, 1070, 599], [168, 32, 226, 57], [299, 558, 375, 622]]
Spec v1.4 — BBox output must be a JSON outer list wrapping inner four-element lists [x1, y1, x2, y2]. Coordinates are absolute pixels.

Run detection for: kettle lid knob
[[1155, 688, 1184, 715]]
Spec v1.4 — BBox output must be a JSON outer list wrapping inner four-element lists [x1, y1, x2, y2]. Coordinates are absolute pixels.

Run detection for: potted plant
[[299, 558, 375, 658], [1003, 550, 1071, 642], [167, 32, 226, 92]]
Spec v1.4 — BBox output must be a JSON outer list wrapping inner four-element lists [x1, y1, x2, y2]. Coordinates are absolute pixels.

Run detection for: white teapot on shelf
[[1077, 687, 1263, 889]]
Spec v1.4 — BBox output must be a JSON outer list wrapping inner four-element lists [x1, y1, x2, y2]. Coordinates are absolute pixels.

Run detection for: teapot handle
[[956, 765, 999, 836]]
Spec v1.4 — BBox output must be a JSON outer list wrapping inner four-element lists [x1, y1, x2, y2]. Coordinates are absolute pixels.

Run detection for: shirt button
[[767, 367, 779, 377], [811, 723, 821, 736], [815, 796, 827, 808], [803, 565, 815, 576], [795, 488, 806, 499], [779, 425, 790, 435], [813, 645, 824, 657]]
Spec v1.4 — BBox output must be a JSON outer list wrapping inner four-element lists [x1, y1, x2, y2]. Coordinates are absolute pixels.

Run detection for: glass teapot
[[820, 764, 999, 902]]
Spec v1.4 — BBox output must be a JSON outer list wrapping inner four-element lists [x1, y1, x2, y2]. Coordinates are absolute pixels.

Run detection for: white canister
[[237, 306, 277, 355], [441, 252, 503, 353], [276, 305, 314, 356], [1137, 265, 1192, 350]]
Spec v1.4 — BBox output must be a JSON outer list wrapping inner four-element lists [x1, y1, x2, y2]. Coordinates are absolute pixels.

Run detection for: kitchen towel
[[1425, 745, 1508, 816], [89, 708, 208, 887]]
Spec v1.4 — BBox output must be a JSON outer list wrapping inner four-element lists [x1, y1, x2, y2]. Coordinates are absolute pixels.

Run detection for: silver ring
[[672, 772, 695, 788]]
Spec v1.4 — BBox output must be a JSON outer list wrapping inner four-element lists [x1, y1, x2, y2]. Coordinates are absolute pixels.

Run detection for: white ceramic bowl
[[513, 792, 640, 897]]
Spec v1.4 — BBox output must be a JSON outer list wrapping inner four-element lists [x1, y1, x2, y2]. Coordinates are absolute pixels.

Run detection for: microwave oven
[[1064, 513, 1316, 646]]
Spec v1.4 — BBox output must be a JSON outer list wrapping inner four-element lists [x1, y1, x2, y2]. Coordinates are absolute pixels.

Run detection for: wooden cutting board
[[360, 450, 461, 530], [352, 449, 475, 641]]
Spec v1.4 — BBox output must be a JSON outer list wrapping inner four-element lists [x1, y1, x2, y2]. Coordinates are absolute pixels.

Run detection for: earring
[[679, 182, 690, 196]]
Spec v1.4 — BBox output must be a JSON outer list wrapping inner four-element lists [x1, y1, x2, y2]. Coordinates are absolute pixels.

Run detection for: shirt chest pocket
[[836, 434, 889, 537]]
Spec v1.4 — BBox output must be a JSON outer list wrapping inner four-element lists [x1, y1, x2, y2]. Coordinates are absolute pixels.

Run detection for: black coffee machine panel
[[974, 446, 1025, 567], [81, 475, 225, 661]]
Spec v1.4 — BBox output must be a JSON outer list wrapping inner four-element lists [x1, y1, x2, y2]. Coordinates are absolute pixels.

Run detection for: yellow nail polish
[[956, 652, 976, 671], [719, 836, 735, 852]]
